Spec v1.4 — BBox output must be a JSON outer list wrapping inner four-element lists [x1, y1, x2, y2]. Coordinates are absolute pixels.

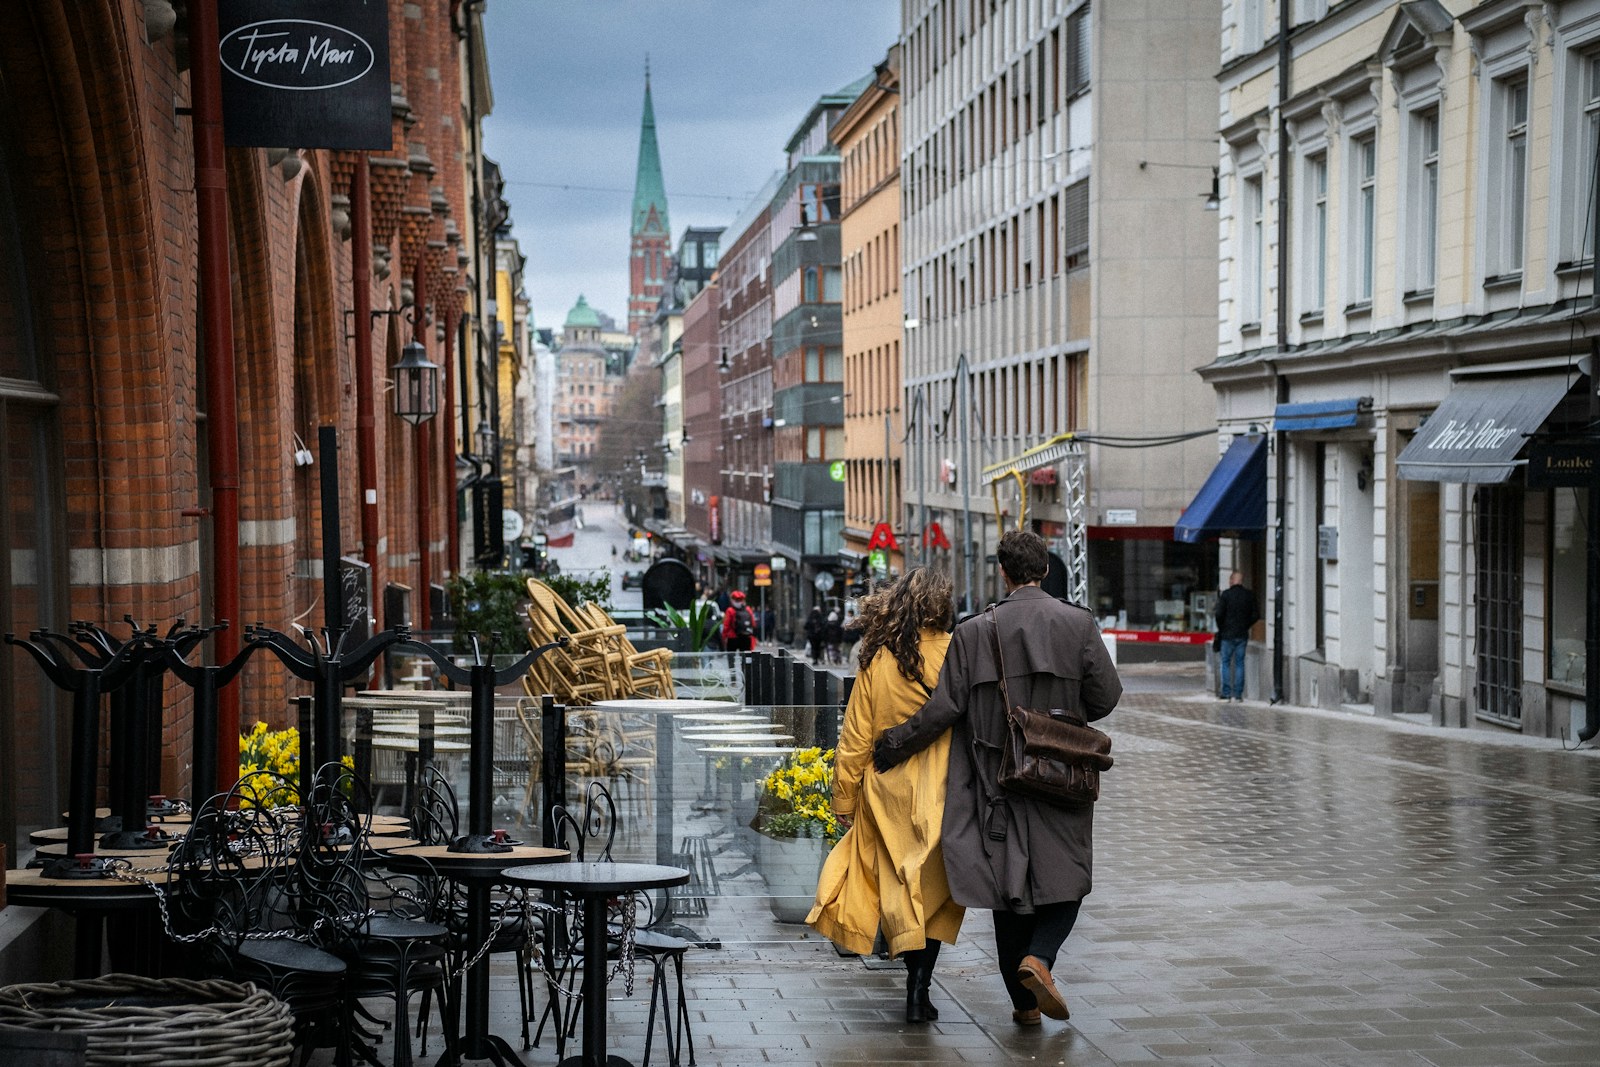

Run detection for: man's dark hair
[[997, 530, 1049, 585]]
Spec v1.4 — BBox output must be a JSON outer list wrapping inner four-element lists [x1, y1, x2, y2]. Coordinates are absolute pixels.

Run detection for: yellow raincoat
[[806, 630, 965, 956]]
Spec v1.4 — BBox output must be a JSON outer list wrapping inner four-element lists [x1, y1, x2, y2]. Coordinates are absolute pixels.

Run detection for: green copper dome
[[564, 294, 601, 329]]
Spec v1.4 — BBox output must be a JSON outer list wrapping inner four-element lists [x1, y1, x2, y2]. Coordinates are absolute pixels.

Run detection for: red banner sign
[[922, 521, 951, 550], [867, 522, 899, 551]]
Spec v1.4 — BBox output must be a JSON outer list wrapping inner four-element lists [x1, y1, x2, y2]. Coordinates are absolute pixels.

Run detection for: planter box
[[755, 833, 827, 924]]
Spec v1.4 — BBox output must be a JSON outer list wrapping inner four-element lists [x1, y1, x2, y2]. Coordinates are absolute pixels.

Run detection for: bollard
[[774, 649, 792, 706]]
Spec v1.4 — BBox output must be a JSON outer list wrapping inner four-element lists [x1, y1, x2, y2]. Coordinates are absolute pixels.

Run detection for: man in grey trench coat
[[873, 529, 1122, 1024]]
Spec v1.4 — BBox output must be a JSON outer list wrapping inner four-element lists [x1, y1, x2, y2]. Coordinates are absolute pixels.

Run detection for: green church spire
[[631, 65, 669, 238]]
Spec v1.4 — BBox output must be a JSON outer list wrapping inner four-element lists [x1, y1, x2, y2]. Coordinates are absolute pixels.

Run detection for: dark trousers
[[992, 900, 1082, 1010]]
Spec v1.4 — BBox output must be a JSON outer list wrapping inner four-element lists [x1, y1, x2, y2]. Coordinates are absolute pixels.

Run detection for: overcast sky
[[482, 1, 901, 335]]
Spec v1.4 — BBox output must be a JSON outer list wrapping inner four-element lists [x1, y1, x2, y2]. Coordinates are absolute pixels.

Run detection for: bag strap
[[985, 605, 1016, 718]]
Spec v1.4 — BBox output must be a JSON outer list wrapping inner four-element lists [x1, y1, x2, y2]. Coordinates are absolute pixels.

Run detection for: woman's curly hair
[[854, 567, 955, 686]]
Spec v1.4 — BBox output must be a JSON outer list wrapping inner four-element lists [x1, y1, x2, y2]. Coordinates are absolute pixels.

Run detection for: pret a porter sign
[[219, 1, 392, 150]]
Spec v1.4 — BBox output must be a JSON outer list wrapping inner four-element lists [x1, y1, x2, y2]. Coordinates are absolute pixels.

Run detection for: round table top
[[670, 712, 763, 723], [369, 737, 470, 753], [500, 860, 688, 895], [370, 723, 470, 736], [589, 698, 741, 715], [697, 745, 799, 756], [384, 843, 568, 879], [4, 865, 161, 907], [682, 733, 796, 743], [32, 840, 178, 860], [364, 834, 423, 851], [369, 814, 412, 828]]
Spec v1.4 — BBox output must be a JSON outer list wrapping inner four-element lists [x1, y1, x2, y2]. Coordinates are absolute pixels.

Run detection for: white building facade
[[1207, 0, 1598, 736]]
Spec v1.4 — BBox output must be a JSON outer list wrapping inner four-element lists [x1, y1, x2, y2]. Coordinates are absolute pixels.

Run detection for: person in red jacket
[[722, 589, 757, 652]]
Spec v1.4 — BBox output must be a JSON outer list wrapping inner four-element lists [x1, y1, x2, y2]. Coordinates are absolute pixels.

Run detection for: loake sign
[[219, 0, 392, 150], [1527, 439, 1600, 489]]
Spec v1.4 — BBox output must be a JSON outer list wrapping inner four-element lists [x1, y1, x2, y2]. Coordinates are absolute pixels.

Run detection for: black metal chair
[[303, 763, 454, 1067], [536, 782, 698, 1067], [163, 776, 354, 1067]]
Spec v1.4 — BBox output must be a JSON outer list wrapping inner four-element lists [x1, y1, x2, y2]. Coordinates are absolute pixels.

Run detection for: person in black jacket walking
[[1213, 571, 1259, 701]]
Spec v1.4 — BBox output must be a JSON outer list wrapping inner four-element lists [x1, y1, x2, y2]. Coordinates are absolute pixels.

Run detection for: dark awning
[[1174, 434, 1267, 543], [1274, 397, 1371, 432], [1395, 373, 1575, 483]]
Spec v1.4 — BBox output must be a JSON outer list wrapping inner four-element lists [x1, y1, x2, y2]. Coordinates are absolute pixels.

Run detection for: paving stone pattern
[[395, 680, 1600, 1066]]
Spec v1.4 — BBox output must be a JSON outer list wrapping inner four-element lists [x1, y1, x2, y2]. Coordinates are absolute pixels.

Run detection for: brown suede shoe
[[1016, 955, 1069, 1020], [1011, 1007, 1042, 1026]]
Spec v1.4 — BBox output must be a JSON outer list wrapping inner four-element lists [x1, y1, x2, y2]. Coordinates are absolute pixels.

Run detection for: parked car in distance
[[620, 569, 644, 590]]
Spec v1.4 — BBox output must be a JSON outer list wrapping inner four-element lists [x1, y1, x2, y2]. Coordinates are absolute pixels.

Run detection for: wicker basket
[[0, 975, 293, 1067]]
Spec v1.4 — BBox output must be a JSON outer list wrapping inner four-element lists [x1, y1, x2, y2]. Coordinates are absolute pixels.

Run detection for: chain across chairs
[[159, 774, 355, 1067], [302, 763, 453, 1067], [534, 783, 697, 1067]]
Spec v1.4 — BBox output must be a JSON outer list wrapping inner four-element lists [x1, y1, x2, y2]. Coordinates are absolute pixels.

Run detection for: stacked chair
[[164, 765, 454, 1067]]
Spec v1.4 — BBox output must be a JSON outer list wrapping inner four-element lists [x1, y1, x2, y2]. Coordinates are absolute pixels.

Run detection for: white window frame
[[1240, 172, 1265, 325], [1301, 148, 1329, 316], [1405, 105, 1441, 295], [1487, 72, 1531, 280], [1346, 131, 1377, 309], [1239, 0, 1266, 54]]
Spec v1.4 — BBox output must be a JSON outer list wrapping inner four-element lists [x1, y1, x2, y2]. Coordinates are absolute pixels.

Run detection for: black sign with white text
[[219, 1, 392, 150]]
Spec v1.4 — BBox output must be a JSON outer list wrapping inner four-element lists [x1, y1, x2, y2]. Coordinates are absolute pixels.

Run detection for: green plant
[[237, 722, 351, 806], [751, 747, 842, 843], [447, 569, 531, 653], [544, 571, 613, 613], [646, 601, 719, 651]]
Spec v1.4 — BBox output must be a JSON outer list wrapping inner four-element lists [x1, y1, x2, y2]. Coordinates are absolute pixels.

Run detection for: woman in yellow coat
[[807, 567, 964, 1023]]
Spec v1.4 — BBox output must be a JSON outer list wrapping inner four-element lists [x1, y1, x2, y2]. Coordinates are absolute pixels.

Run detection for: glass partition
[[346, 694, 849, 947]]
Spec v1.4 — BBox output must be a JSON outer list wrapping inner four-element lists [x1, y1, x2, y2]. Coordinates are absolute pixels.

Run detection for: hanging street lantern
[[392, 339, 439, 425]]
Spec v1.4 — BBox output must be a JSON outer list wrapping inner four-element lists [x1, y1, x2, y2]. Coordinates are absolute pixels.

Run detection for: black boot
[[903, 941, 942, 1024]]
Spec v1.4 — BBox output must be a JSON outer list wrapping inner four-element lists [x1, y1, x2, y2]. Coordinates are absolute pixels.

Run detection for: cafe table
[[5, 863, 163, 976], [383, 843, 567, 1067], [500, 861, 689, 1067]]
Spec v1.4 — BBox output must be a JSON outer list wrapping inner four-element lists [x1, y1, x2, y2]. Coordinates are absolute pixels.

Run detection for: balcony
[[773, 462, 844, 507]]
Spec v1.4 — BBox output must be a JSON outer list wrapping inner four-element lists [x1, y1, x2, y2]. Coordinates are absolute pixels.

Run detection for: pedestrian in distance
[[823, 609, 844, 664], [1213, 571, 1259, 702], [721, 590, 757, 653], [807, 568, 965, 1024], [873, 529, 1122, 1026], [804, 606, 825, 662]]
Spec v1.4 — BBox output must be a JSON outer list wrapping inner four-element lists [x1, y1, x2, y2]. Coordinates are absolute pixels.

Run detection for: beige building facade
[[1206, 0, 1598, 736], [901, 0, 1222, 623], [836, 47, 907, 580]]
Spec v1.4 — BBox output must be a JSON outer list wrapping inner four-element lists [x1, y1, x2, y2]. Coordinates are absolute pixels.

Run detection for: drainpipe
[[1582, 115, 1600, 739], [1585, 335, 1599, 741], [444, 308, 460, 576], [415, 258, 432, 631], [188, 0, 241, 788], [352, 159, 382, 598], [1269, 0, 1294, 705]]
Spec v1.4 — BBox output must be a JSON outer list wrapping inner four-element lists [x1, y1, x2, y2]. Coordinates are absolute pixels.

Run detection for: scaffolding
[[982, 433, 1089, 607]]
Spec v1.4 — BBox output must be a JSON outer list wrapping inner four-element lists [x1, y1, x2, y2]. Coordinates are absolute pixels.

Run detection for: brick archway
[[0, 3, 191, 627]]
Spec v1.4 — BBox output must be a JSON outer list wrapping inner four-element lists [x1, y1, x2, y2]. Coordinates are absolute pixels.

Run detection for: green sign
[[868, 549, 888, 574], [829, 460, 846, 483]]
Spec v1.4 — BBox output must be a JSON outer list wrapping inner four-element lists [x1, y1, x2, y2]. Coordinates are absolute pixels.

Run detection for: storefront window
[[1086, 536, 1219, 631], [1548, 487, 1588, 687]]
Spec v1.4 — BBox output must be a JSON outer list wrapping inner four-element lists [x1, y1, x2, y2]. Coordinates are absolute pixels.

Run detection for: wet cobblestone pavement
[[411, 668, 1600, 1065]]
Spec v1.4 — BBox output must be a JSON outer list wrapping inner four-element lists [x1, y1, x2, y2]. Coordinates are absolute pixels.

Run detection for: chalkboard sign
[[338, 556, 371, 644], [219, 0, 392, 149]]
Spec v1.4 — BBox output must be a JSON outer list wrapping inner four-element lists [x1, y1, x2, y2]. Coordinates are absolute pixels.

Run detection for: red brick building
[[0, 2, 491, 856]]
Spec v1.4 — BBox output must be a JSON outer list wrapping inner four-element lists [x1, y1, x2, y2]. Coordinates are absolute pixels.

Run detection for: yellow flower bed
[[753, 747, 841, 843]]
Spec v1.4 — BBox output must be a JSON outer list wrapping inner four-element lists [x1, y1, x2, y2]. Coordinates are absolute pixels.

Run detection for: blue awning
[[1273, 397, 1371, 432], [1173, 435, 1267, 543]]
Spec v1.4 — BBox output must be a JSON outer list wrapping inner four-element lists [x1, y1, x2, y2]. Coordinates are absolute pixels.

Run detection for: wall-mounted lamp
[[392, 340, 439, 425], [1203, 168, 1220, 211]]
